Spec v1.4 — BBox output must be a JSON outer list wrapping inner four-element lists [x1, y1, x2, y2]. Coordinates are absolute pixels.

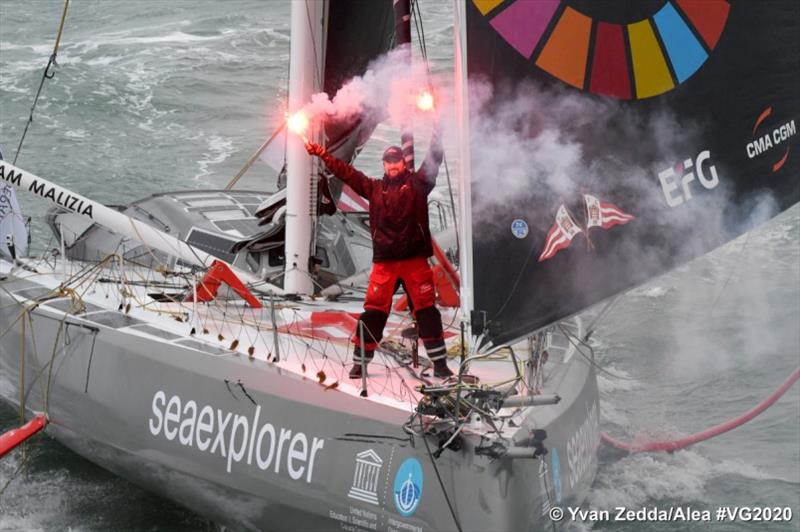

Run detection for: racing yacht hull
[[0, 269, 599, 531]]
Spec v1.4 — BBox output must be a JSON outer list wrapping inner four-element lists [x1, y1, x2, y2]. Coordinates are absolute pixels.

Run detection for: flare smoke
[[297, 48, 442, 129]]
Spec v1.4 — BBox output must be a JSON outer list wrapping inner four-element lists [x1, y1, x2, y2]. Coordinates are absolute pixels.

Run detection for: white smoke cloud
[[298, 47, 443, 131], [465, 78, 780, 274]]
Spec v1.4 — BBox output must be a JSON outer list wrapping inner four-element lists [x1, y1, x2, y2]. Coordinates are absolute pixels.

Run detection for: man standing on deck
[[305, 132, 453, 379]]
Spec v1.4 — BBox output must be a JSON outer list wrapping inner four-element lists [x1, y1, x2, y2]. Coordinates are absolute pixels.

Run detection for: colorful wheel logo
[[473, 0, 730, 99]]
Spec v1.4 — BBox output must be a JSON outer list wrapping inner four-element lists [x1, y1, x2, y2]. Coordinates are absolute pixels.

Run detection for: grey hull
[[0, 275, 599, 532]]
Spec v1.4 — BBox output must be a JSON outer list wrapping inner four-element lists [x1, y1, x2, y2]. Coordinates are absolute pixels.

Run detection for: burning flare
[[416, 90, 434, 111], [287, 110, 310, 142]]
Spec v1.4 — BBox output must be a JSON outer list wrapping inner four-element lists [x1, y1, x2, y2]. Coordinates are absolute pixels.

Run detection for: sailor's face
[[383, 159, 406, 178]]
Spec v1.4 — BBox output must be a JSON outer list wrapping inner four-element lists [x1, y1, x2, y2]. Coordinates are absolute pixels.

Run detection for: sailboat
[[1, 1, 797, 531]]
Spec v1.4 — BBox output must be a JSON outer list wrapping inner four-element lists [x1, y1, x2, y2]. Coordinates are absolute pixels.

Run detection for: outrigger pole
[[0, 161, 282, 294], [0, 413, 46, 459]]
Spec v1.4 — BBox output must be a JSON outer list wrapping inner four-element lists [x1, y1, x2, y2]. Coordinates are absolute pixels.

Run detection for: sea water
[[1, 1, 798, 531]]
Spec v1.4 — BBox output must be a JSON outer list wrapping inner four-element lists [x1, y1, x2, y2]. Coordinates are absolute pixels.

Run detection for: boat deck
[[1, 258, 581, 415]]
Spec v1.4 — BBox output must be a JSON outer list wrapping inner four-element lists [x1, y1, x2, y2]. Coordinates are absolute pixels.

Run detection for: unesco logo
[[393, 458, 423, 517]]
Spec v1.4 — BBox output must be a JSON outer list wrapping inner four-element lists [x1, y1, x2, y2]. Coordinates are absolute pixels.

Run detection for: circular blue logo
[[393, 458, 423, 517], [511, 219, 529, 239], [551, 448, 563, 504]]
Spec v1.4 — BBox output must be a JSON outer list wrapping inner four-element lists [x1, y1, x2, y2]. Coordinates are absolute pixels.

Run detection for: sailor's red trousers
[[352, 257, 445, 357], [363, 257, 436, 314]]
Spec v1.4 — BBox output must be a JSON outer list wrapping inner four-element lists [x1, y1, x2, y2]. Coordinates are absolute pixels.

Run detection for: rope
[[303, 0, 324, 91], [411, 0, 460, 254], [0, 444, 35, 498], [225, 122, 287, 190], [602, 367, 800, 453], [13, 0, 70, 164], [19, 310, 25, 423], [708, 231, 751, 318], [582, 295, 621, 342], [558, 323, 638, 382], [419, 416, 463, 532]]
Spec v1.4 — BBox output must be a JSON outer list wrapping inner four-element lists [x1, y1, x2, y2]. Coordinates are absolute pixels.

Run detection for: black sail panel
[[465, 0, 799, 346], [323, 0, 394, 167], [265, 0, 394, 216]]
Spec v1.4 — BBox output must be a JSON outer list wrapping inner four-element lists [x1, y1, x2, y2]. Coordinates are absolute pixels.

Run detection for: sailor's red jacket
[[320, 138, 443, 262]]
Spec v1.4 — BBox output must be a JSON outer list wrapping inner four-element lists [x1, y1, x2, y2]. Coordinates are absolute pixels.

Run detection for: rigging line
[[411, 1, 460, 253], [23, 311, 41, 409], [43, 313, 68, 417], [410, 1, 428, 61], [708, 230, 751, 318], [582, 294, 622, 342], [415, 1, 429, 62], [0, 441, 36, 498], [19, 311, 25, 423], [13, 0, 70, 165], [303, 0, 324, 92], [440, 157, 460, 255], [558, 323, 637, 382], [226, 121, 287, 190], [418, 416, 464, 532], [490, 230, 540, 320]]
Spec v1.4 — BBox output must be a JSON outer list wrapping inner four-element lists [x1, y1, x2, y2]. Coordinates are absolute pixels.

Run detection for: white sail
[[0, 181, 27, 260]]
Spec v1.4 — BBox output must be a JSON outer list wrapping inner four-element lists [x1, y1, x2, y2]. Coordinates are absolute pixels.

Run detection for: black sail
[[322, 0, 395, 201], [465, 0, 799, 346], [258, 0, 394, 219]]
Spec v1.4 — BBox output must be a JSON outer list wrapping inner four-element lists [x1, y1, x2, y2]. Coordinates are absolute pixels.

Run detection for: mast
[[284, 0, 326, 296], [453, 0, 475, 337]]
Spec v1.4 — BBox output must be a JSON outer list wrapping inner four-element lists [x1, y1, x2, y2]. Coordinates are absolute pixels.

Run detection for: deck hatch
[[44, 298, 103, 315], [185, 228, 237, 263], [14, 287, 57, 301], [131, 324, 182, 340], [176, 338, 232, 356], [86, 311, 144, 329]]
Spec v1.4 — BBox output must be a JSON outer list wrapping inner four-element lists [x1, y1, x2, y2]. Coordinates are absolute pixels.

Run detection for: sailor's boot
[[432, 358, 453, 378], [416, 306, 453, 378], [349, 309, 386, 379], [349, 347, 373, 379]]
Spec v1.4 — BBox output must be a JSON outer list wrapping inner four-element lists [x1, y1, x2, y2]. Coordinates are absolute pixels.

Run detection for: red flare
[[287, 110, 309, 138], [416, 90, 434, 111]]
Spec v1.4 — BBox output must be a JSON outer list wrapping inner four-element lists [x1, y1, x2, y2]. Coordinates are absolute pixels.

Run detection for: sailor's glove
[[305, 142, 326, 157]]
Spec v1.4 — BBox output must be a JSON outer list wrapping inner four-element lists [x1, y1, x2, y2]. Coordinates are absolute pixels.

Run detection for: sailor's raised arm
[[416, 121, 444, 195], [306, 142, 373, 199]]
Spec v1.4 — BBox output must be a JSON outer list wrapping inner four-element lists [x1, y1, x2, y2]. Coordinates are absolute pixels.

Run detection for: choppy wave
[[194, 134, 235, 182], [0, 0, 797, 530], [590, 449, 796, 512]]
